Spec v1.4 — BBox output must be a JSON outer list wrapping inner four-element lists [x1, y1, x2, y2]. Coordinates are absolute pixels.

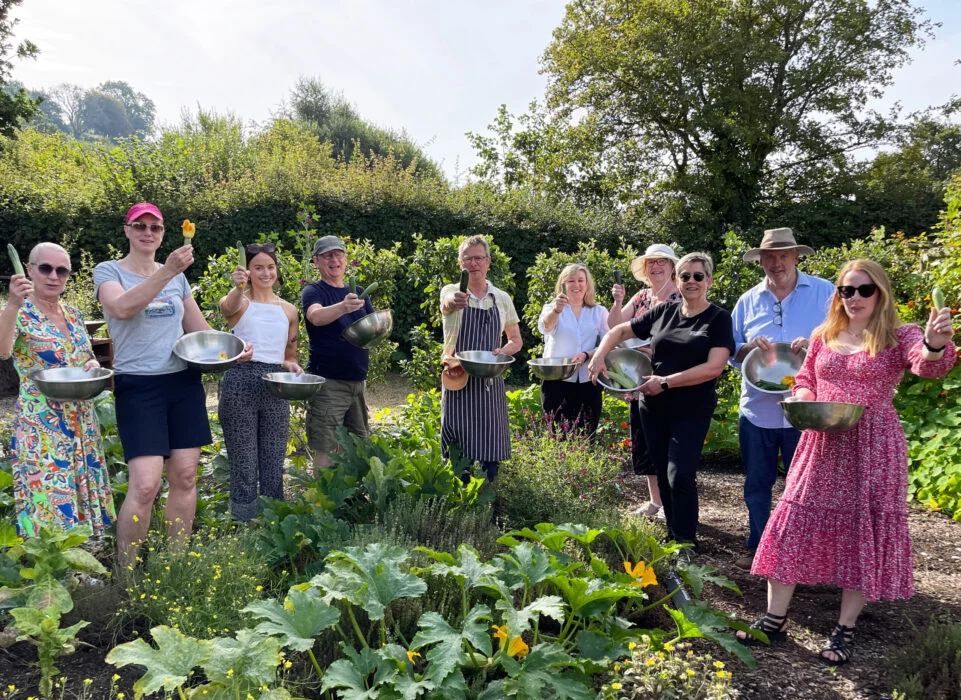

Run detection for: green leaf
[[320, 644, 399, 698], [420, 544, 497, 590], [204, 630, 282, 688], [677, 562, 741, 598], [25, 575, 73, 614], [410, 604, 492, 684], [0, 522, 19, 547], [243, 587, 340, 652], [482, 643, 594, 699], [547, 574, 643, 619], [106, 625, 211, 698], [61, 547, 108, 574], [496, 595, 566, 636], [495, 542, 554, 590]]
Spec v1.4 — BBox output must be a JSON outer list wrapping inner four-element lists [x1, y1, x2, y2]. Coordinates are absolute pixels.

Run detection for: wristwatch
[[659, 378, 670, 392]]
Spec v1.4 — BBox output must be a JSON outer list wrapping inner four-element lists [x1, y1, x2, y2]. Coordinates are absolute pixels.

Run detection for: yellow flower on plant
[[507, 635, 530, 658], [182, 219, 196, 238], [623, 560, 658, 588], [610, 682, 622, 690], [492, 624, 509, 643], [406, 649, 421, 663]]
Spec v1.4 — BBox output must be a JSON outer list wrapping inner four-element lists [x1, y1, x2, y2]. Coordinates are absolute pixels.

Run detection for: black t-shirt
[[630, 301, 735, 417], [301, 280, 374, 381]]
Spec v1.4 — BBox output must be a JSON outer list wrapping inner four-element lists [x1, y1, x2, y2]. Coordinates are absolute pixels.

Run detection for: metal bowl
[[342, 309, 394, 348], [263, 372, 326, 401], [597, 347, 653, 398], [173, 330, 246, 372], [619, 337, 651, 351], [31, 367, 114, 401], [743, 343, 806, 394], [455, 350, 515, 378], [779, 398, 865, 432], [528, 357, 580, 381]]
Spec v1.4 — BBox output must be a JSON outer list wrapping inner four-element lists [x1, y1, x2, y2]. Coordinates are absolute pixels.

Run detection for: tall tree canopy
[[0, 0, 38, 137]]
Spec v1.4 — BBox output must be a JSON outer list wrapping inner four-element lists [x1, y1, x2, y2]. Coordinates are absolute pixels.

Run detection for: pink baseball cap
[[125, 202, 164, 223]]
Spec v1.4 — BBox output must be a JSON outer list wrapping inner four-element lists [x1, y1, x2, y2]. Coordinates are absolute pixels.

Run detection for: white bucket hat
[[630, 243, 680, 282]]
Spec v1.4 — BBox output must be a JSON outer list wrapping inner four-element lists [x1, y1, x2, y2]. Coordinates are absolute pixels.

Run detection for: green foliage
[[886, 622, 961, 700], [0, 0, 39, 137], [400, 323, 444, 391], [599, 637, 735, 699], [10, 605, 88, 698]]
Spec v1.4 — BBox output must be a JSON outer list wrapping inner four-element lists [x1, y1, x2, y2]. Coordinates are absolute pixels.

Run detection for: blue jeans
[[739, 415, 800, 550]]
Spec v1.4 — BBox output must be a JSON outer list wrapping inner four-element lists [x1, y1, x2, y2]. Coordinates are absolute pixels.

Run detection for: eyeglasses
[[647, 258, 669, 266], [32, 263, 72, 279], [246, 242, 276, 255], [461, 255, 489, 264], [837, 284, 877, 299], [773, 300, 782, 327], [678, 271, 706, 282], [126, 221, 165, 233]]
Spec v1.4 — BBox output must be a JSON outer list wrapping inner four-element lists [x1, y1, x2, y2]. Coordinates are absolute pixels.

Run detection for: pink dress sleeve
[[792, 335, 821, 397], [899, 324, 957, 378]]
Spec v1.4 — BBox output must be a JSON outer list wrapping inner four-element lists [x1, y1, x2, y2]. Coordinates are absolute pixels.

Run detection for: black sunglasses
[[678, 271, 706, 282], [126, 221, 165, 233], [837, 283, 877, 299], [246, 242, 277, 255], [32, 262, 72, 279]]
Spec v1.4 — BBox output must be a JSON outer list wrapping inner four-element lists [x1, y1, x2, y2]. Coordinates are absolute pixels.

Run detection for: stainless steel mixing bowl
[[597, 348, 653, 398], [455, 350, 515, 378], [31, 367, 114, 401], [743, 343, 806, 394], [342, 309, 394, 348], [263, 372, 326, 400], [528, 357, 580, 381], [173, 330, 246, 372], [779, 398, 865, 432]]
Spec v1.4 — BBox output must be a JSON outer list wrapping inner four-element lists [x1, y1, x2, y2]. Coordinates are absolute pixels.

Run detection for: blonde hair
[[554, 263, 598, 307], [677, 252, 714, 277], [458, 235, 490, 259], [814, 259, 901, 357]]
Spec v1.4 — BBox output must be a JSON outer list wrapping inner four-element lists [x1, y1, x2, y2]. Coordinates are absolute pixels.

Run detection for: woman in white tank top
[[217, 243, 301, 521]]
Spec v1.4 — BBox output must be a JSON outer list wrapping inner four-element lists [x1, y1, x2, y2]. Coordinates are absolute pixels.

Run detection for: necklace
[[843, 328, 866, 342]]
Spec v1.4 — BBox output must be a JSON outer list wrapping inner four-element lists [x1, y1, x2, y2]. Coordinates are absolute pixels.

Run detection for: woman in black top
[[590, 252, 734, 549]]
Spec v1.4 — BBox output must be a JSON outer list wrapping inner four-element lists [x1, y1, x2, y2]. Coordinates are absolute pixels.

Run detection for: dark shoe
[[734, 551, 756, 571], [819, 624, 855, 666], [735, 612, 788, 646]]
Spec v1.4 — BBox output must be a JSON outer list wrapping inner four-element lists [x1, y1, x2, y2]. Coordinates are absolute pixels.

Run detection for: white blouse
[[537, 303, 609, 383]]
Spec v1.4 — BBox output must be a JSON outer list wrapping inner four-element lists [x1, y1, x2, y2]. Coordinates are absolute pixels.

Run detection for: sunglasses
[[246, 242, 277, 255], [126, 221, 165, 233], [837, 283, 877, 299], [678, 271, 706, 282], [32, 263, 72, 279]]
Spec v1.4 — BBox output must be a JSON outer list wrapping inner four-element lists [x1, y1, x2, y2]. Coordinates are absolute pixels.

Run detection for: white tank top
[[231, 300, 288, 364]]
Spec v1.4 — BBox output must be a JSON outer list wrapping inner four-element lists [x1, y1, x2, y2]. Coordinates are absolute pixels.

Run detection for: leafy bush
[[887, 623, 961, 700], [377, 493, 501, 558]]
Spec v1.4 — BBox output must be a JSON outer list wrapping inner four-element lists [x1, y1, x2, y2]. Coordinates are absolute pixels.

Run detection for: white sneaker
[[630, 501, 663, 519]]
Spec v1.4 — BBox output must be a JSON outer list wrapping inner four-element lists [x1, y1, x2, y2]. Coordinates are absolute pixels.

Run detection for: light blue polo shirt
[[730, 271, 835, 429]]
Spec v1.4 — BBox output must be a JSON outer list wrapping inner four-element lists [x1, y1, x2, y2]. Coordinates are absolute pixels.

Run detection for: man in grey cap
[[302, 235, 373, 469], [730, 227, 834, 570]]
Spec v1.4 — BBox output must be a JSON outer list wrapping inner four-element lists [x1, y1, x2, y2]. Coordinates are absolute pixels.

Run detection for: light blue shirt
[[730, 271, 835, 428]]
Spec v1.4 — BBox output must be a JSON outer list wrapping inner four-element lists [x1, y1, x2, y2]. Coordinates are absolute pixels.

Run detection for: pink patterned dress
[[10, 300, 115, 537], [752, 324, 956, 601]]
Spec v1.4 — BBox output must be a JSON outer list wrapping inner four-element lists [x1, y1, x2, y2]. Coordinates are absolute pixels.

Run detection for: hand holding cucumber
[[925, 305, 954, 352]]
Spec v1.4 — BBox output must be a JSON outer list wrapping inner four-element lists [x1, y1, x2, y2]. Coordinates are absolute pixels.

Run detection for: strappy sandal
[[819, 624, 855, 666], [735, 612, 788, 646]]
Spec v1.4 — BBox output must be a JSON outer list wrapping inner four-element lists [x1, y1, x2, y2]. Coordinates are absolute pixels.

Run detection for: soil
[[2, 383, 960, 698]]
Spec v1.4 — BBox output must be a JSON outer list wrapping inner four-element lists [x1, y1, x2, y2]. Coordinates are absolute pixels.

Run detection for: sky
[[9, 0, 961, 181]]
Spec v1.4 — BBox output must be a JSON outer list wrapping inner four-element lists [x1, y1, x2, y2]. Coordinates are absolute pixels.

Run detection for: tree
[[47, 83, 85, 137], [97, 80, 155, 135], [533, 0, 931, 244], [80, 90, 133, 139], [0, 0, 39, 136]]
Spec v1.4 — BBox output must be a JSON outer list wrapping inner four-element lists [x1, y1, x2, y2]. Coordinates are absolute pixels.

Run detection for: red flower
[[619, 421, 629, 430]]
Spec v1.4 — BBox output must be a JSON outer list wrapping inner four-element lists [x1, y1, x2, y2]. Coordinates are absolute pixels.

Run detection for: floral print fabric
[[10, 299, 115, 537], [752, 324, 956, 601]]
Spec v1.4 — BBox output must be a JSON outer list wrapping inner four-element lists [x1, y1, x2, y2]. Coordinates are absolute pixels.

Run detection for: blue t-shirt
[[301, 280, 373, 381]]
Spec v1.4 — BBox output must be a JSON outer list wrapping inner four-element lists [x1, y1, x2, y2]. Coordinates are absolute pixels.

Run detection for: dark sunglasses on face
[[32, 263, 71, 279], [837, 283, 877, 299], [246, 242, 277, 255], [126, 221, 165, 233], [678, 271, 706, 282]]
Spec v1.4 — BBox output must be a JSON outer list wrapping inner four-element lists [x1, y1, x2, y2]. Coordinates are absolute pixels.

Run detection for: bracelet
[[923, 339, 946, 353]]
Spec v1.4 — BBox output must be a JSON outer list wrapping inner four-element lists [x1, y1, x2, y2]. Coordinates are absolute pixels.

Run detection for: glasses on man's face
[[126, 221, 165, 233], [32, 263, 71, 279], [246, 242, 276, 255], [837, 283, 878, 300], [461, 255, 489, 264], [678, 271, 706, 282], [773, 300, 783, 326]]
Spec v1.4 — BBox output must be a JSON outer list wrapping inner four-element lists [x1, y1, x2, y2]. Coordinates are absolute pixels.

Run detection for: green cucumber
[[7, 244, 24, 276], [236, 241, 246, 270], [607, 367, 636, 389], [932, 286, 946, 310], [358, 281, 379, 301], [348, 274, 357, 296], [459, 270, 469, 293]]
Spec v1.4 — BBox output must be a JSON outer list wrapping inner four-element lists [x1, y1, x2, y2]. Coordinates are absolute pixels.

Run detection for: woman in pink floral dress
[[738, 259, 956, 665]]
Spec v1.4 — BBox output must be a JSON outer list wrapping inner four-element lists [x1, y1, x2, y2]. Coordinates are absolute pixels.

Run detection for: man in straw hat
[[730, 227, 835, 570]]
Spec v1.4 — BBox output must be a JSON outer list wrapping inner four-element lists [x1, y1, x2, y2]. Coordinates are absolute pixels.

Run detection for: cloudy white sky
[[10, 0, 961, 181]]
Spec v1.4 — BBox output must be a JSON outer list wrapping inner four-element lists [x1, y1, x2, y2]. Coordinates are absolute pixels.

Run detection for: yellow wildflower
[[610, 682, 622, 690]]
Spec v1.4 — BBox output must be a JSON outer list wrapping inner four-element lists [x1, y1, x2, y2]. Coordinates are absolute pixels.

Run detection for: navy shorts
[[114, 369, 212, 461]]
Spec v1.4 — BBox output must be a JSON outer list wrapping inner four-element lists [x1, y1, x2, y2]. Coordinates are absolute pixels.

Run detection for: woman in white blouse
[[537, 263, 609, 437]]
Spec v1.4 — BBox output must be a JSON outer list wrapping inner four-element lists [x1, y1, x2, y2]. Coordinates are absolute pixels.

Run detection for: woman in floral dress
[[738, 259, 956, 665], [0, 242, 115, 537]]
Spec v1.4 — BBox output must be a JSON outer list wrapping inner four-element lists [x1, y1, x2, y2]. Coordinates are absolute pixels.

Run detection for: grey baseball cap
[[312, 235, 346, 256]]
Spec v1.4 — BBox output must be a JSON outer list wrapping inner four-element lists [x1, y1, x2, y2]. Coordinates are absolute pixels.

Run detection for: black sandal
[[735, 612, 788, 646], [819, 624, 855, 666]]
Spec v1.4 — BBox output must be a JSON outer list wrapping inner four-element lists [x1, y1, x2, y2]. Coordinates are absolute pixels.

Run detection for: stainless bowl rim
[[263, 372, 326, 384], [32, 367, 115, 382], [172, 331, 246, 363], [455, 351, 515, 365], [528, 357, 579, 367], [743, 344, 804, 394]]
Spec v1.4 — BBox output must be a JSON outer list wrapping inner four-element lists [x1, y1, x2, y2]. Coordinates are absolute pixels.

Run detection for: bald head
[[28, 242, 71, 264]]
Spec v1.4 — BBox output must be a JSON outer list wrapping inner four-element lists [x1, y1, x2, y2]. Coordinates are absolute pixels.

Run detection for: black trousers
[[541, 379, 603, 437], [638, 403, 712, 546], [629, 400, 654, 475]]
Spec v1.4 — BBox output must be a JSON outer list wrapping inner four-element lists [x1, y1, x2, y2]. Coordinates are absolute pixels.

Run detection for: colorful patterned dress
[[752, 324, 956, 601], [10, 299, 115, 537]]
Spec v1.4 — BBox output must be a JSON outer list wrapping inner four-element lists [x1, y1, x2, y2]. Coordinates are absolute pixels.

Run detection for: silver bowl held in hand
[[32, 367, 114, 401], [455, 350, 515, 378], [743, 343, 806, 394], [779, 398, 865, 432], [263, 372, 326, 401], [618, 337, 651, 351], [528, 357, 580, 381], [173, 330, 246, 373], [597, 347, 653, 398], [342, 309, 394, 348]]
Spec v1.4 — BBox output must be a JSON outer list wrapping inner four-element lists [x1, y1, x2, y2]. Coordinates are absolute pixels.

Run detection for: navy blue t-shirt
[[630, 301, 735, 417], [301, 280, 374, 381]]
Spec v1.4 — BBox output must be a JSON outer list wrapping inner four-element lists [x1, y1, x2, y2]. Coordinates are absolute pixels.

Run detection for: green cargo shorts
[[307, 378, 370, 454]]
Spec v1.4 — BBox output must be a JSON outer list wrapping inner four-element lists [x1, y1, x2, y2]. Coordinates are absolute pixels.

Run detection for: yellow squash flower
[[492, 624, 509, 643], [406, 649, 422, 663], [182, 219, 196, 239], [623, 560, 658, 588], [507, 635, 530, 658]]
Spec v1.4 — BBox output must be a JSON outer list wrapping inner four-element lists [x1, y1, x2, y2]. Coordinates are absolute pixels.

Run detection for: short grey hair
[[458, 235, 490, 259], [29, 242, 71, 265], [676, 252, 714, 277]]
